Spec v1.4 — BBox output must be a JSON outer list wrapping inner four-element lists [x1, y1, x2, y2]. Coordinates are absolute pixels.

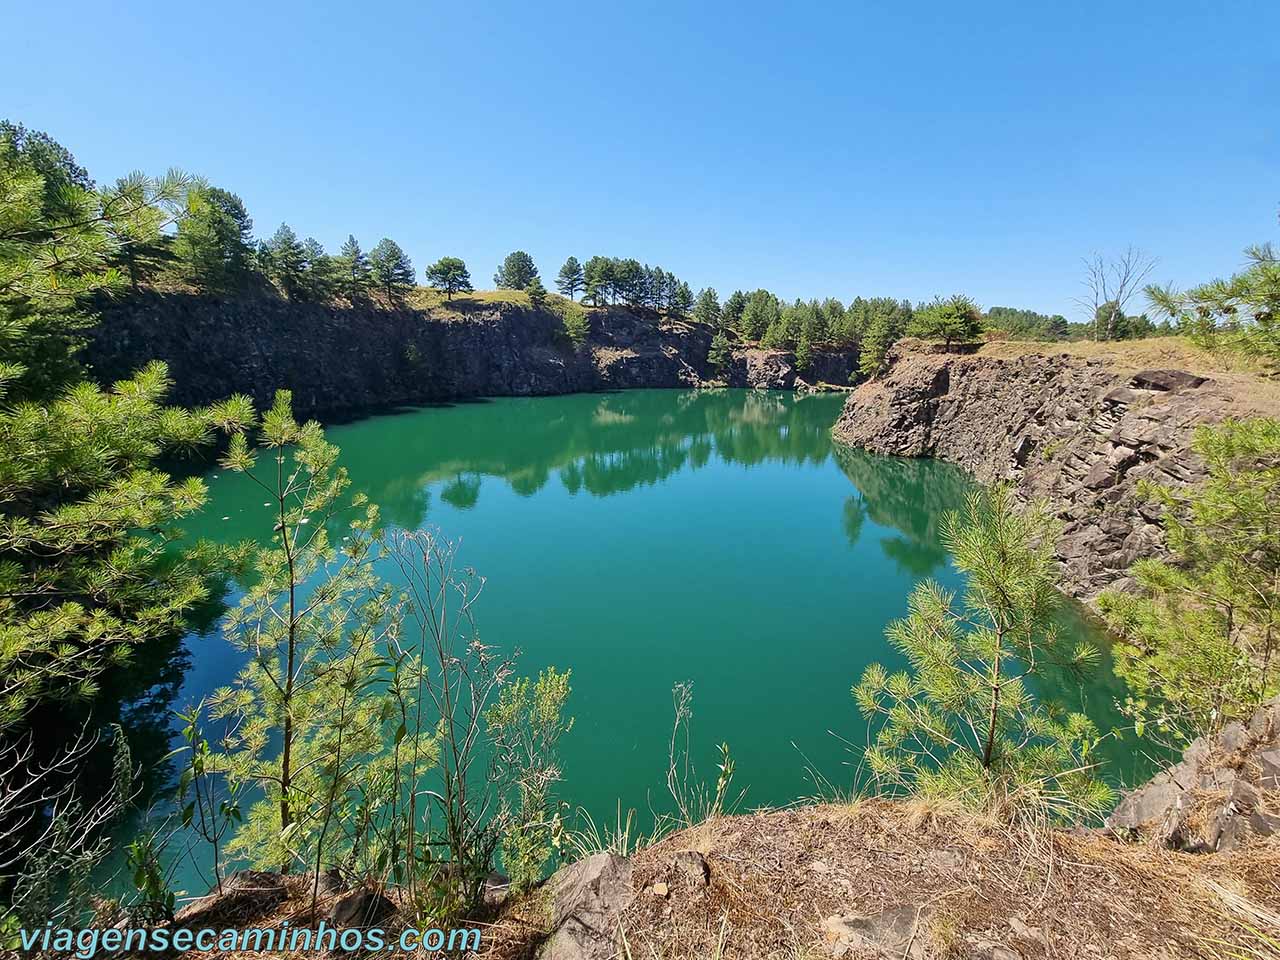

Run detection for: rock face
[[1108, 697, 1280, 852], [83, 292, 856, 420], [542, 854, 635, 960], [831, 340, 1255, 600]]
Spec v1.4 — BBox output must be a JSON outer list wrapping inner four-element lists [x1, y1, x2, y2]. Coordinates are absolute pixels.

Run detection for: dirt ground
[[159, 800, 1280, 960]]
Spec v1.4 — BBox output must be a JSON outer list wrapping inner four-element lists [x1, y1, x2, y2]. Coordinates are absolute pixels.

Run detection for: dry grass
[[148, 799, 1280, 958], [611, 801, 1280, 959], [976, 336, 1280, 409]]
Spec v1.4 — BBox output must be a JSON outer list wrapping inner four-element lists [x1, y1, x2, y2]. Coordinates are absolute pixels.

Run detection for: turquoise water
[[139, 388, 1146, 890]]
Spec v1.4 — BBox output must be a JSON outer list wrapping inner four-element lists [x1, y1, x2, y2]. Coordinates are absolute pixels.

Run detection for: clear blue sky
[[6, 0, 1278, 318]]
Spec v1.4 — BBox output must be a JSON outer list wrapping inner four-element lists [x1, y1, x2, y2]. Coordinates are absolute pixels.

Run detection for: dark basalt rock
[[831, 345, 1257, 601], [83, 292, 856, 419], [1130, 368, 1208, 392]]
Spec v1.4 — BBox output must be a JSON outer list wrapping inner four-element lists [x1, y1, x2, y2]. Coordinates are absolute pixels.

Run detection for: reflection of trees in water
[[440, 473, 481, 510], [354, 391, 848, 525], [843, 494, 868, 547], [833, 446, 974, 576]]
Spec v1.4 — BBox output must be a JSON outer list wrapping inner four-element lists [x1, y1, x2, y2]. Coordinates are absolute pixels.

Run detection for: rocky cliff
[[831, 340, 1267, 600], [83, 292, 856, 419]]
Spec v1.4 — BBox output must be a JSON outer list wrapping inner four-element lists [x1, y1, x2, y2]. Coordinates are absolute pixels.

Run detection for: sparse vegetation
[[854, 486, 1113, 825], [1099, 417, 1280, 746]]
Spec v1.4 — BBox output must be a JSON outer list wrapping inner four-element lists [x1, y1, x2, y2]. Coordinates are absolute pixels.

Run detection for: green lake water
[[148, 388, 1151, 887]]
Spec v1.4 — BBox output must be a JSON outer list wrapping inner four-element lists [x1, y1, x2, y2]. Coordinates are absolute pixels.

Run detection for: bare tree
[[1, 726, 138, 928], [1075, 247, 1157, 341]]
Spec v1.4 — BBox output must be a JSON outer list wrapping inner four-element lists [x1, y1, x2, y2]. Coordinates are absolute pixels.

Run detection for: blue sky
[[5, 0, 1278, 318]]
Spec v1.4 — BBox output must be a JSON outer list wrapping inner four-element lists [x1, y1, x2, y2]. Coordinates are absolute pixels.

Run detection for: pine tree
[[857, 298, 912, 379], [556, 257, 585, 300], [708, 330, 732, 373], [0, 125, 253, 728], [1099, 418, 1280, 745], [266, 224, 306, 300], [583, 256, 613, 306], [369, 238, 415, 303], [425, 256, 474, 300], [208, 392, 404, 874], [337, 235, 371, 302], [173, 185, 256, 291], [908, 294, 984, 347], [693, 287, 721, 327], [494, 250, 539, 289], [525, 275, 547, 308], [670, 280, 694, 318], [300, 237, 337, 301], [739, 290, 780, 341], [722, 290, 748, 330], [854, 486, 1112, 824], [1148, 229, 1279, 363]]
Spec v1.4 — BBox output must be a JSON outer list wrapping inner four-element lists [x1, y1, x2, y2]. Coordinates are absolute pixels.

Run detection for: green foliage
[[558, 299, 590, 347], [300, 237, 339, 301], [0, 125, 252, 727], [369, 237, 414, 303], [582, 255, 612, 306], [174, 701, 242, 896], [487, 667, 574, 893], [265, 223, 306, 300], [738, 289, 780, 341], [721, 290, 747, 330], [693, 287, 721, 327], [173, 185, 256, 292], [1147, 226, 1280, 364], [985, 305, 1070, 341], [854, 486, 1112, 824], [556, 256, 585, 300], [207, 392, 404, 875], [494, 250, 539, 290], [526, 275, 547, 308], [856, 298, 913, 379], [125, 828, 175, 923], [337, 235, 371, 302], [578, 256, 693, 313], [763, 299, 830, 357], [669, 279, 694, 318], [1, 126, 189, 398], [0, 365, 252, 727], [1099, 418, 1280, 745], [425, 255, 473, 300], [908, 294, 984, 346], [664, 683, 743, 829], [708, 330, 732, 373]]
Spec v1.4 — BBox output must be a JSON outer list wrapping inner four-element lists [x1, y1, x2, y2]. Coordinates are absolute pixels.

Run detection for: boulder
[[541, 854, 635, 960], [174, 870, 286, 925], [671, 850, 711, 886], [1129, 369, 1207, 392], [327, 887, 396, 926], [822, 905, 927, 959]]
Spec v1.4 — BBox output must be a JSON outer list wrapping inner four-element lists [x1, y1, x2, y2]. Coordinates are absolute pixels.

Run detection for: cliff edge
[[831, 340, 1273, 600]]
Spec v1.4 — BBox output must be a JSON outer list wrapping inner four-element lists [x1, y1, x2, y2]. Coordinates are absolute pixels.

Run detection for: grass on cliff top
[[977, 335, 1280, 408], [409, 286, 592, 317]]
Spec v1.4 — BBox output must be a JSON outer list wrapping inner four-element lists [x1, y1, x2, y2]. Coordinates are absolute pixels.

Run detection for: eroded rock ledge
[[830, 340, 1262, 600], [84, 291, 855, 419]]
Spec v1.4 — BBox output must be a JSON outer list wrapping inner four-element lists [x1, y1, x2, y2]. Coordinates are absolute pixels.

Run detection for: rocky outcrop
[[542, 854, 636, 960], [83, 292, 856, 419], [831, 340, 1262, 599], [1108, 697, 1280, 852]]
